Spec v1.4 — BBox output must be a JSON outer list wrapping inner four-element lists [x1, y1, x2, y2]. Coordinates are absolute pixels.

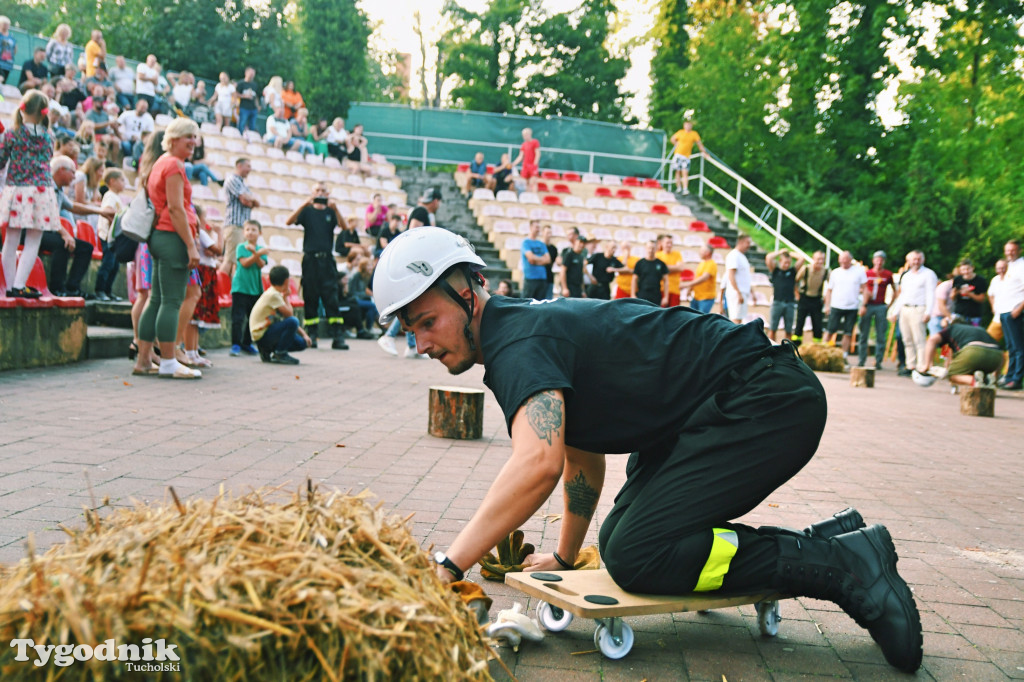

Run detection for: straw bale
[[798, 343, 846, 372], [0, 484, 493, 681]]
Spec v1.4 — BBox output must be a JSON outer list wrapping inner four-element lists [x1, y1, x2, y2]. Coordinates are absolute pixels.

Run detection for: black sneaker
[[270, 351, 300, 365], [331, 338, 349, 350], [95, 292, 111, 302], [897, 367, 912, 377], [6, 287, 42, 299], [356, 329, 375, 340], [309, 336, 318, 349], [259, 347, 272, 363]]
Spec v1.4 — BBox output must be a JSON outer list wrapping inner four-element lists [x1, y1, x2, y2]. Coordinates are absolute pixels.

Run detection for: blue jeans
[[259, 316, 308, 355], [356, 298, 378, 328], [184, 162, 218, 186], [120, 139, 145, 162], [691, 298, 715, 314], [237, 108, 257, 133], [115, 93, 135, 111], [386, 318, 416, 348], [1000, 312, 1023, 383], [292, 139, 315, 155], [94, 240, 120, 295]]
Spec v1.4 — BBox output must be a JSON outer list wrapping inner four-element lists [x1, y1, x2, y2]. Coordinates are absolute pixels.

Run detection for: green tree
[[648, 0, 690, 132], [295, 0, 370, 118], [442, 0, 540, 114], [526, 0, 631, 123]]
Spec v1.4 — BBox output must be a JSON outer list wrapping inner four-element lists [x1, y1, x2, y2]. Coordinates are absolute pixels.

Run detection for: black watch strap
[[434, 552, 464, 581]]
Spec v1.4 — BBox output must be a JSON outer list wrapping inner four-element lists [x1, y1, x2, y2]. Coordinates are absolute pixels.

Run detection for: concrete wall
[[0, 307, 87, 371]]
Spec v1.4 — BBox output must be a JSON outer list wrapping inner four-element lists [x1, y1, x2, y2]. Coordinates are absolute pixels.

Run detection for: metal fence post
[[589, 154, 594, 174], [421, 139, 428, 171], [734, 183, 742, 227], [775, 211, 782, 252], [698, 156, 705, 199]]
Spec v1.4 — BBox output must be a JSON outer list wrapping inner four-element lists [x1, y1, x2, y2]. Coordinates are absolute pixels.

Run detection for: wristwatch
[[433, 551, 464, 581]]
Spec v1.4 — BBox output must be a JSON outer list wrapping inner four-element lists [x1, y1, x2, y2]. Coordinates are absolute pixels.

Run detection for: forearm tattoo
[[565, 471, 599, 520], [526, 390, 563, 446]]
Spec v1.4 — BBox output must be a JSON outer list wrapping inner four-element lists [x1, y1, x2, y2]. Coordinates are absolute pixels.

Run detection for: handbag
[[120, 188, 156, 243]]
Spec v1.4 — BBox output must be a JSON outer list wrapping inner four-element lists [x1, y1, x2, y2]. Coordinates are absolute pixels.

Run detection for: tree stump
[[428, 386, 484, 440], [850, 367, 875, 388], [959, 386, 995, 417]]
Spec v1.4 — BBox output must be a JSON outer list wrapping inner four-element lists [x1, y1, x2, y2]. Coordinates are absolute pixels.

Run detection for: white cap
[[372, 226, 485, 326]]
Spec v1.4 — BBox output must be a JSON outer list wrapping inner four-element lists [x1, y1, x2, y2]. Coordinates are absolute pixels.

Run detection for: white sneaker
[[377, 335, 398, 356], [405, 346, 424, 359]]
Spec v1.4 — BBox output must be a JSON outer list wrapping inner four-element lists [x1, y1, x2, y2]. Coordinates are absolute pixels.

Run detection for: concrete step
[[87, 325, 134, 360], [86, 300, 134, 328]]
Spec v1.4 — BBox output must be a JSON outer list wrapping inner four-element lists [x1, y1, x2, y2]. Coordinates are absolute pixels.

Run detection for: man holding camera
[[285, 182, 349, 350]]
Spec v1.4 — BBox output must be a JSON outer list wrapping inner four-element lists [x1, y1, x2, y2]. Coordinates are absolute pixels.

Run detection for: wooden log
[[428, 386, 484, 440], [960, 386, 995, 417], [850, 367, 875, 388]]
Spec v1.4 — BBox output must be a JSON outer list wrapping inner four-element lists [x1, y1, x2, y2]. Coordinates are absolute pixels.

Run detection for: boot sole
[[862, 525, 923, 673]]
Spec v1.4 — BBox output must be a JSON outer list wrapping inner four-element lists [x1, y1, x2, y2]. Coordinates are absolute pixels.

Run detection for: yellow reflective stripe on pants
[[327, 317, 345, 324], [693, 528, 739, 592], [304, 318, 320, 326]]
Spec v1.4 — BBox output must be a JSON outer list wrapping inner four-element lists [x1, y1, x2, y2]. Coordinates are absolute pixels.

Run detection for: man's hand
[[327, 200, 337, 211], [737, 293, 745, 305], [923, 313, 931, 323], [435, 563, 456, 586], [186, 246, 200, 270], [61, 230, 76, 251], [661, 295, 669, 306], [520, 553, 562, 572], [299, 328, 312, 345], [859, 305, 867, 316]]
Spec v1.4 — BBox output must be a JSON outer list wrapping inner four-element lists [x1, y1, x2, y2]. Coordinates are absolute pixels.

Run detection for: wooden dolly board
[[505, 569, 786, 659]]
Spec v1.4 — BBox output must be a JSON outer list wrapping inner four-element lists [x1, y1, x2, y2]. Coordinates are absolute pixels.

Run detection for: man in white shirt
[[134, 54, 158, 110], [117, 98, 154, 162], [724, 234, 752, 324], [109, 55, 135, 111], [264, 106, 293, 149], [823, 251, 868, 359], [895, 250, 938, 376], [998, 240, 1024, 390]]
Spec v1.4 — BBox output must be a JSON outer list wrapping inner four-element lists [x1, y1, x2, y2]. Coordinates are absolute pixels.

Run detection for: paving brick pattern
[[1, 344, 1022, 680]]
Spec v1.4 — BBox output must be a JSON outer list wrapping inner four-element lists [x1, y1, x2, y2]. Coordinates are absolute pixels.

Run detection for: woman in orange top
[[281, 81, 304, 120], [135, 118, 203, 379]]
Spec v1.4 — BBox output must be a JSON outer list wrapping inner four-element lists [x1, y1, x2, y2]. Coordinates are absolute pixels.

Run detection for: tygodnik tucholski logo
[[10, 637, 181, 671]]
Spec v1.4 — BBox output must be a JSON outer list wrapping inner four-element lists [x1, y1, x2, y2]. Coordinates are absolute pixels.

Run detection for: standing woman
[[133, 118, 203, 379], [262, 76, 283, 114], [45, 24, 75, 78]]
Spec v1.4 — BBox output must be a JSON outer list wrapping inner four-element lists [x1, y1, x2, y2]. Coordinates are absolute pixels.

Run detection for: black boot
[[330, 323, 349, 350], [305, 326, 318, 349], [759, 507, 865, 540], [772, 525, 922, 673]]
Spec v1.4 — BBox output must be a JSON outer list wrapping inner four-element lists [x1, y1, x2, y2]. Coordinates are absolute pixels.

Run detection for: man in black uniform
[[372, 227, 923, 674], [559, 232, 587, 298], [586, 241, 625, 300], [285, 182, 348, 350], [631, 239, 669, 305], [950, 259, 988, 327]]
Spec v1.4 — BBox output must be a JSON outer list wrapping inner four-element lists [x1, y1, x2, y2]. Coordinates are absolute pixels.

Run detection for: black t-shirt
[[770, 267, 797, 303], [633, 258, 669, 301], [480, 296, 771, 453], [560, 248, 586, 289], [334, 227, 360, 256], [61, 86, 87, 112], [236, 80, 259, 110], [19, 60, 48, 86], [544, 244, 557, 284], [376, 225, 398, 251], [938, 323, 996, 352], [951, 274, 988, 318], [408, 205, 433, 228], [296, 205, 337, 253], [588, 253, 623, 286], [493, 167, 512, 192]]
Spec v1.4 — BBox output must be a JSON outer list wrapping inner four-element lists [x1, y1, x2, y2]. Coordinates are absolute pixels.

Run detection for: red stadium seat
[[262, 274, 270, 290], [651, 204, 670, 215], [216, 271, 233, 309], [457, 163, 470, 172], [594, 187, 612, 197], [542, 195, 563, 206], [689, 220, 710, 232], [288, 279, 303, 308], [622, 177, 641, 187], [536, 181, 550, 193], [541, 171, 561, 180], [680, 269, 695, 282], [553, 183, 571, 194], [615, 189, 635, 199], [486, 164, 495, 174], [25, 258, 65, 308], [76, 221, 103, 260], [563, 172, 582, 182], [642, 178, 661, 189], [708, 236, 729, 249]]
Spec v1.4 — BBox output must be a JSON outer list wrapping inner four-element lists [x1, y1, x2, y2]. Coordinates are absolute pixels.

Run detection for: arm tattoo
[[564, 471, 599, 521], [525, 390, 563, 446]]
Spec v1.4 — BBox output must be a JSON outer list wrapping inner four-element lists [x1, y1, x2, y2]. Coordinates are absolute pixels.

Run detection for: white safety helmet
[[373, 226, 486, 327], [911, 370, 937, 388]]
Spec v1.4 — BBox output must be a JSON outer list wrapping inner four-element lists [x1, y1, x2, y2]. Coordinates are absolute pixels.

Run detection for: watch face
[[434, 551, 446, 563]]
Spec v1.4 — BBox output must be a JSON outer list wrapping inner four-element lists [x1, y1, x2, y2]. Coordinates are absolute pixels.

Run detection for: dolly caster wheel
[[536, 601, 573, 632], [594, 621, 634, 659], [756, 599, 781, 637]]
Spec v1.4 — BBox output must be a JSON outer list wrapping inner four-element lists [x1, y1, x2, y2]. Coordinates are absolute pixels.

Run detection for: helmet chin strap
[[436, 266, 481, 352]]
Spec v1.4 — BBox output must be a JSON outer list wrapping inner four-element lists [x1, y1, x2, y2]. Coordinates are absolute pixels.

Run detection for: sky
[[360, 0, 658, 123]]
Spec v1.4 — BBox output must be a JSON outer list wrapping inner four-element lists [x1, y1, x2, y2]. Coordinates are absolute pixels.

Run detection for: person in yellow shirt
[[613, 239, 638, 299], [655, 234, 686, 307], [83, 30, 106, 78], [669, 120, 708, 195], [683, 245, 718, 314]]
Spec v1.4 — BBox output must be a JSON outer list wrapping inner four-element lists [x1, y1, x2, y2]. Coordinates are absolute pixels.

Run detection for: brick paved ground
[[1, 342, 1022, 680]]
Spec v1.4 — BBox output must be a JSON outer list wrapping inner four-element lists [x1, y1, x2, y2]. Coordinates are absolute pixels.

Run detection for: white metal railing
[[688, 154, 843, 268], [362, 131, 664, 177]]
